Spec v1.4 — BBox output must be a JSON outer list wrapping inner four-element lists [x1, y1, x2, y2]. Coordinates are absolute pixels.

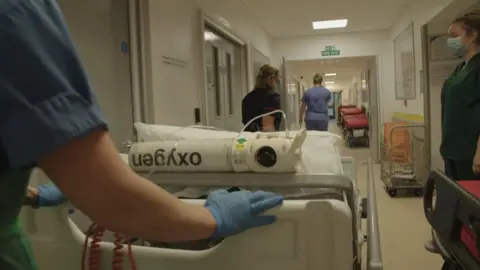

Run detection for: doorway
[[58, 0, 134, 151], [204, 26, 245, 131]]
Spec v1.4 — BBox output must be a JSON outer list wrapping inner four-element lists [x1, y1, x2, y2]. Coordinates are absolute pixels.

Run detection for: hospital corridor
[[7, 0, 480, 269], [329, 122, 443, 270]]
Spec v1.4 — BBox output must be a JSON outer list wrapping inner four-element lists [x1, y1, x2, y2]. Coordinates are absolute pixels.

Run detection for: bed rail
[[367, 158, 383, 270], [139, 158, 382, 269], [140, 169, 361, 265]]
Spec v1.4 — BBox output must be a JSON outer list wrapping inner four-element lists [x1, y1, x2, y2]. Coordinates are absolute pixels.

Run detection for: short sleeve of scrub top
[[0, 0, 108, 169]]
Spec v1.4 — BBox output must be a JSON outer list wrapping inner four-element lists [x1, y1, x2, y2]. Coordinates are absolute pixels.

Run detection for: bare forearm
[[90, 173, 215, 242], [299, 103, 306, 121], [262, 115, 276, 132], [38, 130, 215, 243], [262, 126, 276, 132]]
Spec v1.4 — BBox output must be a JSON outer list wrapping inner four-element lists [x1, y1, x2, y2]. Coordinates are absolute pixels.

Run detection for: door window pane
[[226, 53, 234, 115], [213, 47, 221, 117]]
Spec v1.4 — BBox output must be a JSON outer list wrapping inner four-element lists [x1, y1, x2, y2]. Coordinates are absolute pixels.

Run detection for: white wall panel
[[141, 0, 272, 126], [59, 0, 134, 150]]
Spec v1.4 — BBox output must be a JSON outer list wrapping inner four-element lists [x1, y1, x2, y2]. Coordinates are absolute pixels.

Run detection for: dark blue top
[[242, 88, 281, 132]]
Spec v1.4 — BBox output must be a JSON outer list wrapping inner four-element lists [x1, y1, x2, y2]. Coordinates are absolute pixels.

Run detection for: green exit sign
[[321, 45, 340, 57], [322, 50, 340, 56]]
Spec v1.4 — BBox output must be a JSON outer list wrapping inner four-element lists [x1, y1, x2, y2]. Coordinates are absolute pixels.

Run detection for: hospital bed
[[339, 107, 364, 130], [343, 114, 369, 148], [424, 170, 480, 270], [20, 125, 383, 270], [337, 105, 357, 126]]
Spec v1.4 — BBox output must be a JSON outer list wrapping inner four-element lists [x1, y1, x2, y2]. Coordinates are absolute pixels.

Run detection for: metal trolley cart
[[380, 122, 427, 197]]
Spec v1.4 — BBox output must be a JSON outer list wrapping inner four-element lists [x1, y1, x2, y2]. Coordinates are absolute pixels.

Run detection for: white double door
[[204, 28, 243, 131]]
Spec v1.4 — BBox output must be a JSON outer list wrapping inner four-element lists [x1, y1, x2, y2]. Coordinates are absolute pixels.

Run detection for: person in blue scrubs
[[300, 74, 332, 131], [424, 10, 480, 258], [0, 1, 283, 269]]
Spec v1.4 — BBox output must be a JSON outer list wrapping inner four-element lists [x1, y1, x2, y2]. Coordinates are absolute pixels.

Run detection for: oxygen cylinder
[[130, 138, 234, 172], [129, 129, 307, 173]]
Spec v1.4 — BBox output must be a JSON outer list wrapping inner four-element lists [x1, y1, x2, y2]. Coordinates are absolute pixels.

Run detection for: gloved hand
[[205, 189, 284, 238], [34, 183, 67, 208]]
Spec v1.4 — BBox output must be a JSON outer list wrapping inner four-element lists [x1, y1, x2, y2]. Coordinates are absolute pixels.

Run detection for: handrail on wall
[[367, 158, 383, 270]]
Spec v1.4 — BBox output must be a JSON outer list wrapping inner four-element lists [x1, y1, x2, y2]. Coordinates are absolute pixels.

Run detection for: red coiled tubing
[[81, 223, 137, 270]]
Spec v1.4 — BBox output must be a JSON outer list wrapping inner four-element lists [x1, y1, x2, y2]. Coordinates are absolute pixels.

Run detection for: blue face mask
[[447, 37, 468, 57]]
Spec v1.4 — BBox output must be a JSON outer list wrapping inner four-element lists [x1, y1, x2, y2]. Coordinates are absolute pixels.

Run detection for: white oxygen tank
[[129, 129, 307, 173]]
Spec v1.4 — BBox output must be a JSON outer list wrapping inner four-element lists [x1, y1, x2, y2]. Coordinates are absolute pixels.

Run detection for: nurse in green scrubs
[[425, 10, 480, 255], [441, 10, 480, 180]]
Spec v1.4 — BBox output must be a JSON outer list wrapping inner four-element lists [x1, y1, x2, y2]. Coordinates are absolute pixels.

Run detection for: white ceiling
[[428, 0, 479, 31], [241, 0, 416, 38], [289, 56, 371, 90]]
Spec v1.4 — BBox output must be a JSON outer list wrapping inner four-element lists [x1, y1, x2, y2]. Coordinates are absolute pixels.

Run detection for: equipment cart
[[380, 122, 427, 197]]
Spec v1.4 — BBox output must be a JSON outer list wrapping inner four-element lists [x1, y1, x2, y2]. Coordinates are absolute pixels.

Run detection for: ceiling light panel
[[312, 19, 348, 30], [324, 73, 337, 76]]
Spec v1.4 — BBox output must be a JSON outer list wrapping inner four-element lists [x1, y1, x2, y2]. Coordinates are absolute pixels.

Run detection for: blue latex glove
[[34, 183, 68, 208], [205, 190, 284, 238]]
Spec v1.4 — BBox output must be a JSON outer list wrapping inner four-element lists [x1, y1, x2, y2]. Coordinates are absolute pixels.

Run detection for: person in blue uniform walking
[[424, 10, 480, 259], [0, 1, 283, 269], [299, 73, 332, 131]]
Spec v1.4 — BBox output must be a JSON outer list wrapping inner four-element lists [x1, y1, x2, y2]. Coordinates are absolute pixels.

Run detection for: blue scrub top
[[0, 0, 108, 265], [302, 86, 332, 121], [0, 0, 108, 170], [0, 1, 108, 268]]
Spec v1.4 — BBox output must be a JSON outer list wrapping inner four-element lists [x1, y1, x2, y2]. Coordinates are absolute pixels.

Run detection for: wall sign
[[393, 22, 415, 100], [162, 56, 187, 69], [321, 45, 340, 57], [121, 41, 129, 54]]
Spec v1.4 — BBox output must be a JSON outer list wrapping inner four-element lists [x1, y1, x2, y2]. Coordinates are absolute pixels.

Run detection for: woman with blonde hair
[[242, 64, 282, 132]]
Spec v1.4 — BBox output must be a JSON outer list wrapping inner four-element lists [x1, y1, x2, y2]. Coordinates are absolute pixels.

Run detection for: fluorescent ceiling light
[[204, 32, 217, 41], [325, 81, 335, 84], [312, 19, 348, 30], [324, 73, 337, 76]]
